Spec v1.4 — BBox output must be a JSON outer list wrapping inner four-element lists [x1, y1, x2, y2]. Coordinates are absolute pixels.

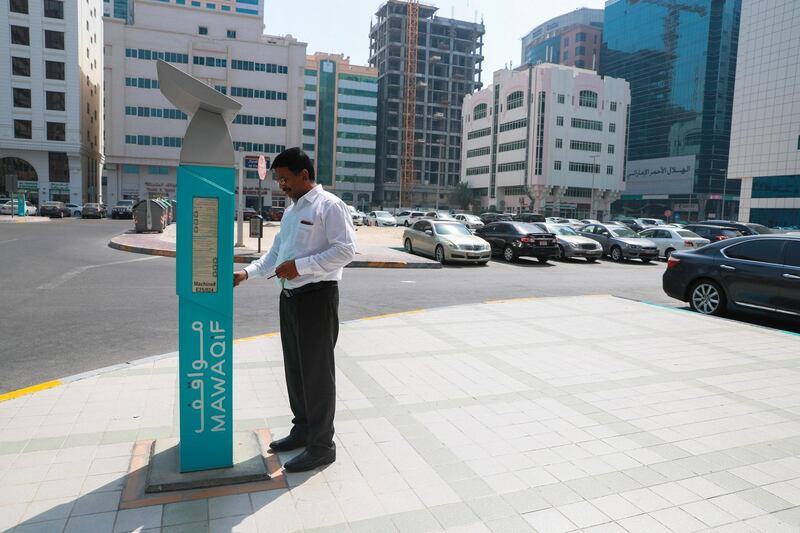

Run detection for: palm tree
[[449, 182, 473, 211]]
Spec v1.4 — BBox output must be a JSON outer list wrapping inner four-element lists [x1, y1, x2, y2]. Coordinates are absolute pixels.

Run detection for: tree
[[449, 182, 473, 211]]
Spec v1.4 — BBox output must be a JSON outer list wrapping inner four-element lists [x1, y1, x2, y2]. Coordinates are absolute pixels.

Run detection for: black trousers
[[278, 281, 339, 455]]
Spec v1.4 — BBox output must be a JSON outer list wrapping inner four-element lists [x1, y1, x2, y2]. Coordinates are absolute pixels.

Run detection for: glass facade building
[[601, 0, 741, 221]]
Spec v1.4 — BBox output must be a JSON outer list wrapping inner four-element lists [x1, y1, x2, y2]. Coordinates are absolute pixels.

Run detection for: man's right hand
[[233, 270, 247, 287]]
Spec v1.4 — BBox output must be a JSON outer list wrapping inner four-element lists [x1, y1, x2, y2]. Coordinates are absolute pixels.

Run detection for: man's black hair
[[271, 147, 315, 181]]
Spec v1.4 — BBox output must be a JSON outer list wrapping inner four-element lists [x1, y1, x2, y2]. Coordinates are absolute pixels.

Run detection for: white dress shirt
[[243, 185, 356, 289]]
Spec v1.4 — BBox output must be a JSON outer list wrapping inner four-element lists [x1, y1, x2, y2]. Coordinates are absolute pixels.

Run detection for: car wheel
[[664, 248, 675, 260], [689, 279, 726, 316], [610, 246, 623, 262], [74, 211, 80, 217], [537, 256, 549, 264], [503, 245, 516, 262], [557, 245, 566, 260], [479, 260, 489, 266], [404, 220, 410, 227], [641, 258, 652, 264], [434, 245, 445, 264], [404, 239, 414, 254], [59, 211, 64, 219], [586, 257, 597, 263]]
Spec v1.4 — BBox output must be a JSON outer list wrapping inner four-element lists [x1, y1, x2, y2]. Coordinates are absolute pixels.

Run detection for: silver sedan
[[403, 219, 491, 264], [534, 223, 603, 262]]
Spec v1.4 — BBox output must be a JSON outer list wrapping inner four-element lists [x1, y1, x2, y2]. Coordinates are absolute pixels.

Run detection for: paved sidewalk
[[109, 223, 439, 268], [2, 295, 800, 532], [0, 215, 50, 224]]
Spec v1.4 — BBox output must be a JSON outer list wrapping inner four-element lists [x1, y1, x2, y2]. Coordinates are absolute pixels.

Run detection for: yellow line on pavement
[[360, 309, 425, 321], [484, 296, 540, 304], [0, 380, 63, 403], [233, 332, 279, 344]]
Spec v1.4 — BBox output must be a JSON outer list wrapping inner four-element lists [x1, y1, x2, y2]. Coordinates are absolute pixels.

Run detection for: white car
[[367, 211, 397, 227], [65, 203, 83, 217], [453, 213, 484, 230], [1, 200, 37, 215], [346, 205, 364, 226], [639, 227, 710, 259], [424, 210, 458, 221], [396, 210, 426, 226]]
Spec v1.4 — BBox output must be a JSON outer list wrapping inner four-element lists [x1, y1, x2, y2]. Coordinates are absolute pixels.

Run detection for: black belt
[[281, 281, 337, 299]]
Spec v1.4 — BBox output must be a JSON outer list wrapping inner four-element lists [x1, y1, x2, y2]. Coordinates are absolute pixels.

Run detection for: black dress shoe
[[283, 449, 335, 472], [269, 434, 307, 452]]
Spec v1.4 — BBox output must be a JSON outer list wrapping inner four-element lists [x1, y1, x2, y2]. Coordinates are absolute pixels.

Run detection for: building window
[[14, 119, 32, 139], [575, 60, 586, 68], [467, 127, 491, 140], [227, 30, 236, 38], [554, 160, 562, 170], [568, 162, 600, 173], [563, 37, 569, 47], [498, 118, 527, 133], [10, 25, 30, 46], [10, 0, 28, 14], [570, 140, 601, 152], [555, 138, 563, 148], [557, 94, 564, 104], [43, 0, 64, 19], [47, 122, 65, 141], [46, 91, 65, 111], [12, 87, 31, 108], [576, 46, 586, 56], [507, 91, 524, 110], [45, 60, 65, 79], [609, 122, 616, 133], [610, 101, 617, 112], [49, 152, 69, 181], [606, 165, 614, 175], [608, 144, 615, 154], [571, 117, 603, 131], [797, 136, 800, 150], [556, 116, 564, 126], [497, 161, 526, 173], [466, 146, 491, 158], [576, 32, 587, 42], [12, 57, 30, 76], [198, 26, 208, 35], [473, 103, 487, 120], [44, 30, 64, 49], [465, 165, 490, 176], [579, 90, 598, 108], [563, 51, 569, 60], [498, 140, 526, 152]]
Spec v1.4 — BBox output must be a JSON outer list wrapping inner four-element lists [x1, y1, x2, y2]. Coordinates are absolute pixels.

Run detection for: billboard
[[624, 155, 695, 195]]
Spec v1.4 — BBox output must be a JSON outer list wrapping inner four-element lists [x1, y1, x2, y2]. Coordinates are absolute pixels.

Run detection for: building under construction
[[369, 0, 485, 209]]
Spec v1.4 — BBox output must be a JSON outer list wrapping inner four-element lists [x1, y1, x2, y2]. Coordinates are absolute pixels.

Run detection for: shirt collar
[[296, 184, 323, 206]]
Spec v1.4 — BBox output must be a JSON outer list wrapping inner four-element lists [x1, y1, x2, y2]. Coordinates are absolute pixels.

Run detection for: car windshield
[[677, 230, 699, 238], [85, 203, 98, 208], [548, 224, 578, 236], [434, 223, 472, 236], [513, 223, 546, 234], [609, 226, 638, 237], [375, 211, 391, 217], [464, 215, 481, 222], [118, 200, 134, 205], [747, 223, 773, 234]]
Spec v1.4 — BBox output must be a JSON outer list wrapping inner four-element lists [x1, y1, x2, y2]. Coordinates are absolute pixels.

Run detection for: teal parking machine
[[17, 193, 25, 217], [156, 60, 242, 472]]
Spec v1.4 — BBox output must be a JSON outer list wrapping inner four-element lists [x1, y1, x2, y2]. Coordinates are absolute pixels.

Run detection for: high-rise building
[[103, 0, 133, 23], [461, 64, 630, 219], [601, 0, 741, 221], [521, 8, 603, 71], [102, 0, 305, 209], [369, 0, 484, 209], [1, 0, 105, 205], [728, 0, 800, 228], [303, 53, 377, 210]]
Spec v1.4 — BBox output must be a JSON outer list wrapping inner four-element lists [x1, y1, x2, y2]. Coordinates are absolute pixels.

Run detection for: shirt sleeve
[[243, 230, 281, 279], [294, 201, 356, 276]]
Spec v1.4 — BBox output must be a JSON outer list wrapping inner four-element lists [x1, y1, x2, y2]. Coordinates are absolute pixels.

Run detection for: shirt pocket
[[295, 223, 313, 246]]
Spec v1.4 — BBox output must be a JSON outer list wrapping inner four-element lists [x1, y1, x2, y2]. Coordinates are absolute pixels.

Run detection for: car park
[[533, 223, 603, 262], [663, 235, 800, 318], [111, 199, 135, 219], [81, 203, 105, 218], [453, 213, 484, 230], [639, 227, 710, 259], [475, 221, 559, 263], [395, 210, 425, 226], [683, 224, 743, 242], [38, 201, 70, 218], [1, 199, 37, 215], [367, 211, 397, 227], [403, 219, 491, 264], [579, 223, 658, 263], [701, 220, 775, 236], [65, 203, 83, 217]]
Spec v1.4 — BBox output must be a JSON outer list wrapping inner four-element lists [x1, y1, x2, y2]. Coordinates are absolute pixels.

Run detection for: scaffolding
[[400, 0, 419, 208]]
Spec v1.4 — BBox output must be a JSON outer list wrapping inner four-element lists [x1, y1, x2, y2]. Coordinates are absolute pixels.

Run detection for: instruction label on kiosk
[[192, 198, 219, 294]]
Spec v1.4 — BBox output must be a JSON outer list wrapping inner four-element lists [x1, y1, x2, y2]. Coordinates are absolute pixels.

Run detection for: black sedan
[[475, 222, 559, 263], [663, 235, 800, 317], [39, 201, 71, 218]]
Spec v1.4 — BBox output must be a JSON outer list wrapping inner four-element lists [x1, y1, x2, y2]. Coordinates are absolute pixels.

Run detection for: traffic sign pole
[[257, 155, 267, 254]]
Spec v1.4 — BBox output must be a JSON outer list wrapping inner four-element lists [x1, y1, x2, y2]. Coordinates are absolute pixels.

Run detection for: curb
[[108, 238, 443, 269]]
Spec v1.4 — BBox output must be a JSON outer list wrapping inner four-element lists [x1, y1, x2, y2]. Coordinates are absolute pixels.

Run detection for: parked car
[[1, 199, 37, 215], [475, 221, 559, 263], [545, 217, 570, 224], [268, 206, 285, 221], [367, 211, 397, 227], [356, 210, 368, 225], [663, 235, 800, 317], [683, 224, 743, 242], [614, 217, 652, 233], [234, 207, 258, 221], [402, 219, 491, 264], [639, 227, 710, 259], [453, 213, 484, 230], [395, 210, 426, 226], [480, 212, 513, 224], [424, 210, 458, 221], [65, 203, 83, 217], [580, 219, 603, 226], [534, 223, 603, 261], [579, 223, 659, 263], [111, 199, 135, 219], [346, 205, 363, 226], [701, 220, 775, 236], [81, 203, 105, 218], [639, 218, 666, 226], [512, 212, 546, 223], [38, 201, 70, 218]]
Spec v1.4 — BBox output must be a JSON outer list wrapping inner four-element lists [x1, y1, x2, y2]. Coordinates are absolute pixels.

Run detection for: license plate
[[467, 253, 479, 258], [537, 240, 547, 246]]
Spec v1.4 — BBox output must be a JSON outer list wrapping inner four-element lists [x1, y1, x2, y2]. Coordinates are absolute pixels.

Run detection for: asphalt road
[[0, 218, 796, 394]]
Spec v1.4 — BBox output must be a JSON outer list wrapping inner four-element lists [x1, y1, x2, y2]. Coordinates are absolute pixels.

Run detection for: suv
[[395, 210, 426, 226], [701, 220, 774, 236], [111, 199, 135, 219]]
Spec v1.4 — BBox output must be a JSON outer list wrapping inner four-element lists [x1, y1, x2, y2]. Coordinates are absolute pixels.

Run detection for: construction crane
[[400, 0, 420, 209]]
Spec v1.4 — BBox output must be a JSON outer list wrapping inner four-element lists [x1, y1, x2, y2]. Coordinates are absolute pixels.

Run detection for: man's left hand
[[275, 260, 300, 280]]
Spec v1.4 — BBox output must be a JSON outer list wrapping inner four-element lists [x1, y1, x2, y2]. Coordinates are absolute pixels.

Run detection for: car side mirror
[[425, 230, 433, 236]]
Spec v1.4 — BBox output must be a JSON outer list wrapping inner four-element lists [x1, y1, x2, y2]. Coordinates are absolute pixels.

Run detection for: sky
[[265, 0, 607, 74]]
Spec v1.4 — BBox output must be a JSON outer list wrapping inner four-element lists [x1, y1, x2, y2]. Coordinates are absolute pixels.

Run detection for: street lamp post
[[589, 154, 600, 220]]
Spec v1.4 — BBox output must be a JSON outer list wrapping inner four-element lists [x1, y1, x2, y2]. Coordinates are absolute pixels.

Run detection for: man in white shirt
[[233, 148, 356, 472]]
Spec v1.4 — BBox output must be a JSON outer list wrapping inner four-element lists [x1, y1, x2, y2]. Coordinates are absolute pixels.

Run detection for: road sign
[[257, 155, 267, 180], [664, 210, 673, 217], [243, 156, 259, 170]]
